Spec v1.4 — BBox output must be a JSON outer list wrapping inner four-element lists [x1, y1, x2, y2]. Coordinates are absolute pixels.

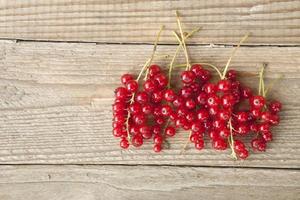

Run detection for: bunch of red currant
[[112, 12, 282, 160], [112, 62, 282, 159]]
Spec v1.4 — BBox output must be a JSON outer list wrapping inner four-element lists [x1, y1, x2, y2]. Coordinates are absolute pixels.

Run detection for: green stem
[[221, 33, 250, 79], [228, 118, 237, 160]]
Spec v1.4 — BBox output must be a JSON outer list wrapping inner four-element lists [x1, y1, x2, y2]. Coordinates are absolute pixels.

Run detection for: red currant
[[181, 70, 196, 84]]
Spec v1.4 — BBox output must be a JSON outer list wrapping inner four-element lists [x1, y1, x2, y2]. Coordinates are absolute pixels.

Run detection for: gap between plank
[[0, 37, 299, 48]]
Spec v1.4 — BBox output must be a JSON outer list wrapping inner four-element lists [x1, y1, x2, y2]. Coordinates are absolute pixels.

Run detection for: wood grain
[[0, 0, 299, 44], [0, 40, 299, 167], [0, 165, 299, 200]]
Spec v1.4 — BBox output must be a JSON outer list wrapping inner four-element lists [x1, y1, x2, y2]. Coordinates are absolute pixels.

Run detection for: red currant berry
[[250, 95, 265, 109], [212, 119, 225, 129], [181, 70, 196, 84], [143, 79, 157, 93], [115, 87, 129, 100], [165, 126, 176, 137], [208, 130, 220, 140], [153, 134, 163, 144], [180, 86, 193, 99], [236, 111, 249, 123], [129, 102, 142, 114], [198, 69, 211, 82], [235, 123, 250, 135], [197, 109, 209, 121], [190, 133, 200, 143], [164, 89, 176, 102], [155, 116, 165, 125], [191, 64, 203, 76], [152, 125, 161, 135], [148, 65, 161, 77], [238, 149, 249, 159], [112, 102, 126, 113], [261, 111, 272, 122], [203, 83, 217, 94], [268, 100, 282, 113], [153, 144, 162, 152], [126, 80, 138, 93], [186, 112, 196, 122], [269, 114, 280, 126], [185, 98, 196, 109], [219, 128, 230, 138], [218, 110, 231, 121], [154, 73, 168, 88], [250, 109, 261, 119], [262, 131, 272, 142], [195, 139, 204, 150], [197, 92, 207, 105], [113, 127, 124, 137], [135, 91, 149, 104], [207, 94, 220, 107], [121, 74, 134, 85], [151, 90, 163, 103], [259, 123, 270, 133], [191, 121, 204, 133], [217, 80, 231, 92], [161, 104, 172, 116], [139, 125, 152, 139], [226, 70, 237, 80], [142, 104, 153, 115], [129, 125, 139, 135], [133, 114, 146, 125], [120, 138, 130, 149], [234, 140, 246, 152], [132, 134, 143, 147], [173, 96, 185, 107], [222, 94, 235, 109], [250, 123, 259, 132], [212, 139, 228, 150], [240, 86, 252, 98]]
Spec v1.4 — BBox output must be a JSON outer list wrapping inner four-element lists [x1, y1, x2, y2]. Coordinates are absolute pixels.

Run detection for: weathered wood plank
[[0, 0, 299, 44], [0, 165, 299, 200], [0, 40, 299, 167]]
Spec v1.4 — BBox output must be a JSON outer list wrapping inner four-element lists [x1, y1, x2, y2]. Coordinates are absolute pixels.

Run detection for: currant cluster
[[112, 62, 282, 159]]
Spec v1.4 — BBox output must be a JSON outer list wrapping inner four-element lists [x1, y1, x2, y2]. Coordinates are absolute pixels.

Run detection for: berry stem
[[258, 63, 266, 97], [228, 118, 237, 160], [168, 27, 201, 88], [180, 131, 192, 154], [221, 33, 250, 80], [143, 25, 165, 81], [174, 11, 191, 70]]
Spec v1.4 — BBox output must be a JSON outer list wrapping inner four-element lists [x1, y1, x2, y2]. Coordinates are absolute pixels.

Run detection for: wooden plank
[[0, 0, 299, 44], [0, 40, 299, 167], [0, 165, 299, 200]]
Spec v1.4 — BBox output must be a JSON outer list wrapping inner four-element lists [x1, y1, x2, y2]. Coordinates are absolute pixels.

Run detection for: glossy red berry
[[185, 98, 196, 109], [219, 128, 230, 138], [207, 94, 220, 107], [180, 86, 193, 98], [217, 80, 231, 92], [139, 125, 152, 139], [241, 86, 253, 98], [269, 100, 282, 113], [238, 149, 249, 159], [269, 114, 280, 126], [133, 114, 146, 125], [126, 80, 139, 93], [262, 131, 272, 142], [132, 134, 143, 147], [143, 79, 157, 93], [203, 83, 217, 94], [154, 73, 168, 88], [153, 135, 163, 144], [212, 139, 227, 150], [250, 109, 261, 119], [115, 87, 129, 100], [259, 123, 270, 133], [161, 104, 172, 116], [151, 90, 163, 103], [195, 139, 204, 150], [142, 104, 153, 115], [121, 74, 134, 85], [198, 69, 211, 82], [152, 125, 161, 135], [226, 70, 237, 80], [148, 65, 161, 77], [165, 126, 176, 137], [191, 122, 204, 133], [197, 109, 209, 121], [120, 138, 130, 149], [250, 95, 265, 109], [196, 92, 207, 105], [173, 96, 185, 107], [153, 144, 162, 152], [191, 64, 203, 76], [164, 89, 176, 102], [209, 130, 220, 140], [135, 91, 149, 104], [218, 110, 231, 121], [222, 94, 235, 109], [181, 70, 196, 84], [235, 123, 250, 135], [236, 111, 249, 123], [129, 102, 142, 114], [234, 140, 246, 152]]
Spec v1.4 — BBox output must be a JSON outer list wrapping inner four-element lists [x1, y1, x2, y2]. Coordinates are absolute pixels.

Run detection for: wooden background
[[0, 0, 299, 199]]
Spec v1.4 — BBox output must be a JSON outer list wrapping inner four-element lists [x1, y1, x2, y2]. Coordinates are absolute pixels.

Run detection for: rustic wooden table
[[0, 1, 299, 199]]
